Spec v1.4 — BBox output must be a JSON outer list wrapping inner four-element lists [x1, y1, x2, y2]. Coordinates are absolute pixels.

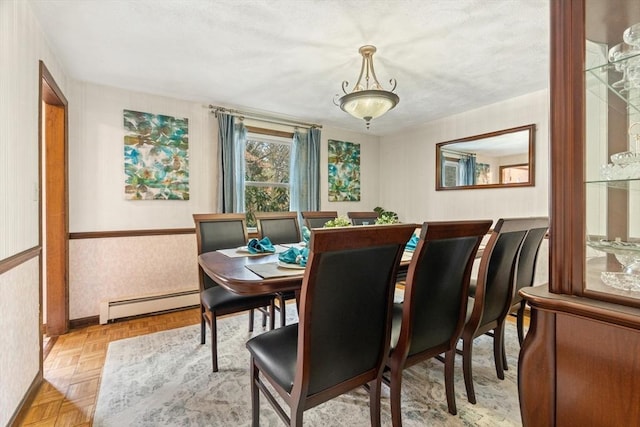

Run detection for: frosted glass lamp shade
[[339, 90, 399, 122]]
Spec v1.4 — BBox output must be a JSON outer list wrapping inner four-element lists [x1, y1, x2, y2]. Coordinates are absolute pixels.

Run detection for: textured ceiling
[[29, 0, 550, 136]]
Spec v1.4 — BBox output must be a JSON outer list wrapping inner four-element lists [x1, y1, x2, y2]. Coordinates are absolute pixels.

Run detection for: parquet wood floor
[[18, 308, 201, 426], [17, 304, 528, 426]]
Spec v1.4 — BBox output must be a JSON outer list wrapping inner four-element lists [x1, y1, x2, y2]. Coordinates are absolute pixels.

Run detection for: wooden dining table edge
[[198, 251, 304, 296]]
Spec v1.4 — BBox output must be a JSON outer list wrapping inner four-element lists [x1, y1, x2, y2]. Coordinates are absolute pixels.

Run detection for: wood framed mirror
[[435, 124, 535, 190]]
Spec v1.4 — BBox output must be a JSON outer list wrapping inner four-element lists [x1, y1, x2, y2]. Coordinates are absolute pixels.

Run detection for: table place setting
[[216, 237, 289, 258], [279, 241, 307, 250], [244, 245, 309, 278]]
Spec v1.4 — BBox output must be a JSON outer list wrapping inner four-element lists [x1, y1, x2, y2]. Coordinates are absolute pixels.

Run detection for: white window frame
[[244, 132, 293, 212]]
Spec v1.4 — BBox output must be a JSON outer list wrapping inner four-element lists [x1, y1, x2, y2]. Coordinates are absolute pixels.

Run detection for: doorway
[[40, 61, 69, 336]]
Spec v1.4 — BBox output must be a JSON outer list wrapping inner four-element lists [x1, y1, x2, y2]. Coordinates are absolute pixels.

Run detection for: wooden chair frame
[[508, 219, 548, 345], [300, 211, 338, 229], [254, 211, 301, 327], [247, 224, 417, 426], [347, 211, 379, 225], [193, 213, 275, 371], [254, 211, 301, 244], [460, 217, 541, 404], [385, 220, 492, 422]]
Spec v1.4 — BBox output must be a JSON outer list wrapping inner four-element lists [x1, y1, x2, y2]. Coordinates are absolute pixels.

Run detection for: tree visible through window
[[244, 135, 291, 226]]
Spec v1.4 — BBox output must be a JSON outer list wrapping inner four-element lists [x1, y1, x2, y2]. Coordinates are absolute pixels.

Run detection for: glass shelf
[[584, 39, 640, 306], [585, 177, 640, 190], [584, 50, 640, 72], [585, 51, 640, 115], [587, 239, 640, 256]]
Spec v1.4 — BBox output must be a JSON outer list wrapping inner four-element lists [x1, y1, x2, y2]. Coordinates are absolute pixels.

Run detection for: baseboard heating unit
[[99, 289, 199, 324]]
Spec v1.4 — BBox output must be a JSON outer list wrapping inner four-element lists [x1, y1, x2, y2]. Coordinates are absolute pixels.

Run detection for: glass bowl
[[610, 151, 640, 165], [623, 23, 640, 49], [601, 272, 640, 292]]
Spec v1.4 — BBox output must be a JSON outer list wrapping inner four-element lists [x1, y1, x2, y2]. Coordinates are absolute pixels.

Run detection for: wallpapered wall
[[378, 90, 550, 222], [68, 82, 218, 232], [69, 234, 198, 319], [0, 1, 69, 425], [377, 89, 551, 287]]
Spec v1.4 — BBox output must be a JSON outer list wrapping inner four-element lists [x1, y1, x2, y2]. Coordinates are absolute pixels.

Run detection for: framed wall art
[[328, 139, 360, 201], [123, 109, 189, 200]]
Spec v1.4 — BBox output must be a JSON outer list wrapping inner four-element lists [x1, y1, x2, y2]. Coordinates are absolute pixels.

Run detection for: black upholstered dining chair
[[193, 213, 275, 372], [254, 211, 301, 244], [254, 211, 301, 327], [508, 217, 548, 345], [246, 223, 417, 427], [460, 217, 531, 404], [347, 211, 379, 225], [300, 210, 338, 229], [385, 220, 492, 421]]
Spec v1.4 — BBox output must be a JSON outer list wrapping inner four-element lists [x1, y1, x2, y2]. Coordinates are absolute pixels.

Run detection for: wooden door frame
[[39, 61, 69, 336]]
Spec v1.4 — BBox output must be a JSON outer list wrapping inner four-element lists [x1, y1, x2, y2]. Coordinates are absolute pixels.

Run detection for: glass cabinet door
[[584, 19, 640, 305]]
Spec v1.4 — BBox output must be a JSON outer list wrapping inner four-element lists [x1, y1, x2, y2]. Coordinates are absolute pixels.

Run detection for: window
[[244, 133, 292, 226], [442, 158, 459, 187]]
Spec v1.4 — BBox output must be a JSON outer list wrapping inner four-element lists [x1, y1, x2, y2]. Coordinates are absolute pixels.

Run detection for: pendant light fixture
[[335, 45, 399, 129]]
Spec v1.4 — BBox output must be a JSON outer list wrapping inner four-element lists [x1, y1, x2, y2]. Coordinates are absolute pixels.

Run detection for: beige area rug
[[94, 306, 523, 426]]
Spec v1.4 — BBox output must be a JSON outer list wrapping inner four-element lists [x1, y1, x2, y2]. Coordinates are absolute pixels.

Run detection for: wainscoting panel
[[69, 233, 199, 319], [0, 257, 40, 427]]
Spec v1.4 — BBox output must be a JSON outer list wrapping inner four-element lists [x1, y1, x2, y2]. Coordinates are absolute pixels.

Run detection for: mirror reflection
[[436, 124, 535, 190]]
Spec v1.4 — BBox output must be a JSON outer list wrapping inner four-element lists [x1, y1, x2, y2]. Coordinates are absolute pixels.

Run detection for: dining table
[[198, 232, 487, 297], [198, 243, 415, 297]]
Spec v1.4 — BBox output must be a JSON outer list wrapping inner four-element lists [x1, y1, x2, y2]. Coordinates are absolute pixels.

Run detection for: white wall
[[378, 90, 550, 223], [68, 82, 217, 231], [66, 83, 381, 319], [0, 1, 68, 425]]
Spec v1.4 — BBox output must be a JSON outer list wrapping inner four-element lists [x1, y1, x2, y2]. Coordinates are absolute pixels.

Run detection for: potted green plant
[[374, 206, 400, 224], [323, 216, 352, 227]]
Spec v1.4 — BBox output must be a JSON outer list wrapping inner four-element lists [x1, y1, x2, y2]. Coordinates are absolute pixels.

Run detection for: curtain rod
[[441, 147, 476, 157], [209, 105, 322, 129]]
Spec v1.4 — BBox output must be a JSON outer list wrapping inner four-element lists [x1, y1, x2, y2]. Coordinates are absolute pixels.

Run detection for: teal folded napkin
[[405, 235, 420, 251], [278, 247, 310, 266], [247, 237, 275, 254], [301, 226, 311, 244]]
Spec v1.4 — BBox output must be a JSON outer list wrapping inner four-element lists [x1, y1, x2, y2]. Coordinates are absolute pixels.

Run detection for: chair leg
[[389, 365, 404, 427], [291, 403, 304, 427], [462, 335, 476, 404], [499, 319, 508, 372], [444, 349, 457, 415], [250, 358, 260, 427], [501, 335, 508, 371], [517, 301, 526, 345], [249, 308, 255, 333], [368, 378, 382, 427], [200, 304, 206, 345], [279, 294, 286, 328], [269, 299, 276, 330], [211, 315, 218, 372], [493, 324, 506, 379]]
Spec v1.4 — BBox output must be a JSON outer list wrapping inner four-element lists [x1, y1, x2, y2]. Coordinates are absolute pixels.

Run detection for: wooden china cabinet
[[519, 1, 640, 426]]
